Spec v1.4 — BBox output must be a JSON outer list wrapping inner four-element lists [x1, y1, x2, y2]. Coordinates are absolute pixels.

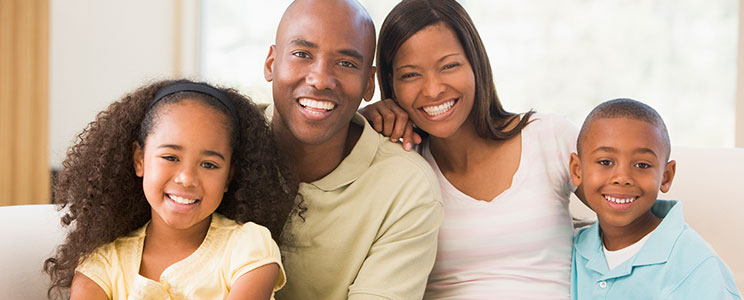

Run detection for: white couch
[[0, 204, 66, 300], [1, 146, 742, 299]]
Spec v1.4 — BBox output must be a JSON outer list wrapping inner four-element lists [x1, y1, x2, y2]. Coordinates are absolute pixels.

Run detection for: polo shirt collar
[[574, 199, 684, 279], [633, 200, 684, 265], [574, 220, 608, 275], [263, 104, 378, 191], [310, 113, 378, 191]]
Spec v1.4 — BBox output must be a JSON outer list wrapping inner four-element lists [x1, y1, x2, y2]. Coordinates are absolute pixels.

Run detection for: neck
[[272, 117, 362, 183], [428, 118, 513, 173], [146, 213, 211, 251], [600, 211, 662, 251]]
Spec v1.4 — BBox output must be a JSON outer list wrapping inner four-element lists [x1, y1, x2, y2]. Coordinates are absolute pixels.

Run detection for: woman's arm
[[226, 263, 280, 300], [360, 99, 421, 151], [70, 272, 108, 300]]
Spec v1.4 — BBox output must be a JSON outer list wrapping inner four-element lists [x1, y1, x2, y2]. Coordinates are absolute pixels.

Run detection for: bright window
[[202, 0, 738, 147]]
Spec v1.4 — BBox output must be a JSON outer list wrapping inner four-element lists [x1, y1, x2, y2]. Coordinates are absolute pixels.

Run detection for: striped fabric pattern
[[422, 114, 579, 299]]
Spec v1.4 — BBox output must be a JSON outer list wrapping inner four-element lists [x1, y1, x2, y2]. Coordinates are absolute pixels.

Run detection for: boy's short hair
[[577, 98, 671, 160]]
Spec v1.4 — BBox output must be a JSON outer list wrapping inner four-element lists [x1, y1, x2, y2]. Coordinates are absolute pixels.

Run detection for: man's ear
[[132, 141, 144, 177], [569, 153, 583, 187], [264, 45, 276, 82], [660, 159, 676, 193], [363, 66, 376, 102]]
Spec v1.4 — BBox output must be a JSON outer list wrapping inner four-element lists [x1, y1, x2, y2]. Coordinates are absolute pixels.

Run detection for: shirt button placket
[[599, 280, 607, 288]]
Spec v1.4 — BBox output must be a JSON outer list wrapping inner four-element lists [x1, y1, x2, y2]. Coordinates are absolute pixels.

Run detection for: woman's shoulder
[[526, 113, 577, 130], [522, 113, 578, 145]]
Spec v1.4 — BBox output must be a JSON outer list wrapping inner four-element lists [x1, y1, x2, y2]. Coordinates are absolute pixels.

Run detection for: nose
[[174, 165, 198, 187], [305, 60, 337, 91], [421, 74, 446, 98], [611, 165, 633, 186]]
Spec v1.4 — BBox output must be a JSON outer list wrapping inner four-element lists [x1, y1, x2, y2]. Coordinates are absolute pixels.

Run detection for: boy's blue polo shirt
[[571, 200, 741, 299]]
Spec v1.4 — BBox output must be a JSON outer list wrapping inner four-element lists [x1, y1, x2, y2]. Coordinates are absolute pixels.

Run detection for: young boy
[[569, 98, 742, 299]]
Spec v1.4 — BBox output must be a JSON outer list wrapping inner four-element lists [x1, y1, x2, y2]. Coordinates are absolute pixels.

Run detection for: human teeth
[[299, 98, 335, 111], [169, 195, 197, 204], [422, 100, 455, 116], [604, 195, 635, 204]]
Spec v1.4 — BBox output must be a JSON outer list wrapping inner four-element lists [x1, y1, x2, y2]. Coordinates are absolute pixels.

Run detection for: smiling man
[[262, 0, 443, 299]]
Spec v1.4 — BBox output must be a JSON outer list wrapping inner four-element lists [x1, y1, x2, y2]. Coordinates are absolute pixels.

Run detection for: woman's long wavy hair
[[43, 79, 298, 299], [377, 0, 534, 140]]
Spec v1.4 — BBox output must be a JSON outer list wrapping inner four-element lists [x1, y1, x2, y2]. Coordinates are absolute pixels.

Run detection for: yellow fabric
[[76, 213, 285, 300], [262, 105, 444, 300]]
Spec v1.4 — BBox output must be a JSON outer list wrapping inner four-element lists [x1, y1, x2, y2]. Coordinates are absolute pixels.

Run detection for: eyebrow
[[591, 146, 658, 158], [394, 53, 462, 72], [157, 144, 226, 161], [339, 49, 364, 61], [290, 38, 365, 61], [290, 38, 317, 48]]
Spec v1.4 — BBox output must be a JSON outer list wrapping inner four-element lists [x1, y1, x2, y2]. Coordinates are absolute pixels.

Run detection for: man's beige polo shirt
[[263, 105, 443, 300]]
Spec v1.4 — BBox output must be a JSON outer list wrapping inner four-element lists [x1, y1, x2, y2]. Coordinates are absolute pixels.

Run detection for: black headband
[[150, 81, 240, 124]]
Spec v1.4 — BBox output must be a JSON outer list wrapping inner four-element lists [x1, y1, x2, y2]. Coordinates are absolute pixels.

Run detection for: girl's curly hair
[[43, 79, 298, 298]]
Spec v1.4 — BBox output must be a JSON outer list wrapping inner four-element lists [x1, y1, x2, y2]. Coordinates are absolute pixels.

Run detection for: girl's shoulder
[[212, 214, 275, 247], [92, 223, 148, 256], [76, 223, 148, 280]]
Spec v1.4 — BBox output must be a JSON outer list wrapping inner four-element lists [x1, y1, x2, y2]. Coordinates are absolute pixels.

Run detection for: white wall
[[49, 0, 185, 168]]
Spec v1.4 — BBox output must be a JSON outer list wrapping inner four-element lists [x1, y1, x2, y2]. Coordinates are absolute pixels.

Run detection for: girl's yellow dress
[[76, 213, 285, 299]]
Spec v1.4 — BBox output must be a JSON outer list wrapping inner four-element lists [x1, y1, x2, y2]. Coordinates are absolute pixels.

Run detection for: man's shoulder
[[369, 135, 438, 183], [351, 131, 441, 206]]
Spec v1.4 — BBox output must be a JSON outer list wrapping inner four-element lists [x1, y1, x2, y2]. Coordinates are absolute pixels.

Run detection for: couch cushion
[[0, 204, 66, 300]]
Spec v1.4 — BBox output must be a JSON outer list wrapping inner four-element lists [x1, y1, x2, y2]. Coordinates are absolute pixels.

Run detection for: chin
[[424, 127, 459, 139]]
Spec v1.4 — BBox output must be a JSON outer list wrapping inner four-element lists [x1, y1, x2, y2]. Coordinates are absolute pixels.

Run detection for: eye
[[635, 162, 652, 169], [400, 72, 420, 79], [339, 60, 358, 69], [161, 155, 178, 162], [598, 159, 613, 166], [201, 162, 219, 169], [442, 62, 460, 70], [292, 51, 310, 59]]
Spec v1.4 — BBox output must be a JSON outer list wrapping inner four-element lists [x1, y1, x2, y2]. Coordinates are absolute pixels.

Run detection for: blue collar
[[575, 200, 685, 279]]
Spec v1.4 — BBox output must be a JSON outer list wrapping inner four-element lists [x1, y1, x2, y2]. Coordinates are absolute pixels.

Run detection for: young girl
[[44, 80, 298, 300], [361, 0, 584, 298]]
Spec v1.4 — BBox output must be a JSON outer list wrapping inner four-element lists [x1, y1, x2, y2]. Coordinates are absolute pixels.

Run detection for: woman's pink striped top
[[422, 114, 578, 299]]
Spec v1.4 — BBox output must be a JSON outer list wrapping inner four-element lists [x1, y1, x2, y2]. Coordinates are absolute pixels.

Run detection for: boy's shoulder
[[665, 223, 726, 272], [661, 224, 741, 298]]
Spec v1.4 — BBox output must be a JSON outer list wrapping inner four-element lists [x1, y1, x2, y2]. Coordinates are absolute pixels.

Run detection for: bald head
[[276, 0, 376, 65], [264, 0, 379, 149]]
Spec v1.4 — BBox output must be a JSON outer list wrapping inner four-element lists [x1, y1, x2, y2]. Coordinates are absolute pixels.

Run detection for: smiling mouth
[[298, 98, 336, 115], [421, 99, 457, 116], [168, 194, 199, 205], [603, 195, 637, 204]]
